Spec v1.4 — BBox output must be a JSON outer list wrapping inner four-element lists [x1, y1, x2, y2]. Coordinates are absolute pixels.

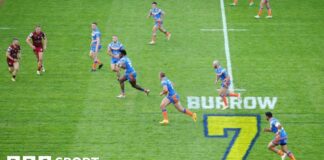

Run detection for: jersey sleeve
[[120, 44, 124, 50], [96, 32, 101, 38], [274, 121, 281, 128], [28, 32, 33, 38], [217, 68, 225, 76], [117, 57, 125, 65], [270, 119, 278, 128], [7, 46, 12, 52], [42, 32, 46, 39], [161, 80, 167, 87]]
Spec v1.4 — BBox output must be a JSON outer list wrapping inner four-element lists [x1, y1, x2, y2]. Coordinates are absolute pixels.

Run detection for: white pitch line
[[0, 27, 14, 30], [220, 0, 235, 92], [200, 28, 248, 32]]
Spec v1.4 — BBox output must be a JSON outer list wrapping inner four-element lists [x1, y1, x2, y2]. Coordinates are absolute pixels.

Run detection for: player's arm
[[107, 47, 113, 56], [214, 74, 220, 84], [159, 85, 168, 96], [275, 122, 283, 134], [17, 50, 21, 61], [160, 11, 165, 21], [263, 128, 272, 132], [26, 33, 35, 49], [43, 33, 47, 50], [95, 36, 100, 53], [6, 50, 14, 61], [146, 10, 152, 19], [107, 47, 118, 58], [117, 60, 125, 69]]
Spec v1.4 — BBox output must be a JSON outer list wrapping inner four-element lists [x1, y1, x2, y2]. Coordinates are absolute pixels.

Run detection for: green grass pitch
[[0, 0, 323, 159]]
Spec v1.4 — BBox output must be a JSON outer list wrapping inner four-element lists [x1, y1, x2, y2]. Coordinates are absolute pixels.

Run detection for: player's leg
[[219, 87, 229, 109], [226, 90, 241, 102], [37, 51, 44, 74], [8, 65, 14, 81], [111, 61, 120, 78], [96, 45, 103, 69], [40, 52, 45, 72], [90, 47, 103, 71], [150, 25, 158, 44], [249, 0, 254, 6], [12, 62, 19, 81], [8, 67, 13, 74], [7, 60, 14, 74], [93, 52, 103, 70], [128, 73, 150, 95], [34, 50, 40, 74], [227, 92, 240, 98], [266, 0, 272, 18], [159, 97, 171, 124], [255, 0, 265, 18], [92, 52, 101, 71], [267, 141, 285, 157], [223, 80, 241, 99], [90, 52, 97, 71], [158, 25, 171, 40], [230, 0, 238, 6], [281, 145, 296, 160], [117, 75, 127, 98], [173, 100, 197, 122]]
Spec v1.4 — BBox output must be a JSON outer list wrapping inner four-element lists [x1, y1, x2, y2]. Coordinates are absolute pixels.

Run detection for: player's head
[[213, 60, 220, 68], [35, 25, 41, 33], [119, 49, 127, 58], [152, 1, 157, 8], [91, 22, 97, 30], [112, 35, 118, 42], [12, 38, 19, 45], [159, 72, 166, 80], [265, 112, 273, 121]]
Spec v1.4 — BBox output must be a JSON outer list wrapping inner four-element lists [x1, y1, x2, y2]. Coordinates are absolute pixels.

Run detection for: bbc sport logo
[[7, 156, 99, 160]]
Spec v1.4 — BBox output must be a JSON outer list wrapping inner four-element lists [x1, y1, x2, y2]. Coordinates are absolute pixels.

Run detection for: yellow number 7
[[204, 114, 261, 160]]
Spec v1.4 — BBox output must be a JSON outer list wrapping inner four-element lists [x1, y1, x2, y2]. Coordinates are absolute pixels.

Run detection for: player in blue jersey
[[146, 1, 171, 45], [116, 50, 150, 98], [159, 72, 197, 125], [213, 60, 240, 110], [89, 22, 103, 72], [264, 112, 296, 160], [107, 35, 124, 78]]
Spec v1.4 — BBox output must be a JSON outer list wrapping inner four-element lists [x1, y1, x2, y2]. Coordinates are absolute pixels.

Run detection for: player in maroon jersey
[[6, 38, 21, 81], [26, 25, 47, 75]]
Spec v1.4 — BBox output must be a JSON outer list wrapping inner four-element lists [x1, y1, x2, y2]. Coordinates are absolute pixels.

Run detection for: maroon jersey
[[7, 44, 21, 59], [28, 31, 46, 48]]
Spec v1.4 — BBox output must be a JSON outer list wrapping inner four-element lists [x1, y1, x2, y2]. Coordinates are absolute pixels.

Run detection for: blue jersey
[[118, 56, 135, 74], [150, 8, 163, 21], [161, 77, 177, 97], [91, 29, 101, 46], [269, 118, 286, 134], [269, 117, 288, 145], [215, 66, 229, 81], [108, 41, 124, 56]]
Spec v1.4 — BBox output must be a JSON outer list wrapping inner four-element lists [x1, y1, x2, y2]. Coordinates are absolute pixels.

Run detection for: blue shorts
[[111, 58, 119, 64], [90, 45, 102, 53], [126, 72, 137, 81], [272, 132, 288, 146], [154, 21, 163, 27], [167, 94, 180, 104], [221, 80, 231, 88]]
